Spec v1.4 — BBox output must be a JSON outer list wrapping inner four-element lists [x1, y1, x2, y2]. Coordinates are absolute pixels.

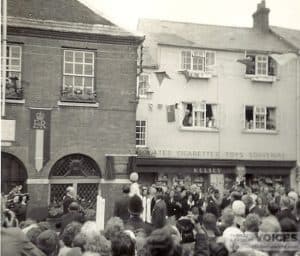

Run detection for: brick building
[[135, 1, 299, 193], [1, 0, 143, 220]]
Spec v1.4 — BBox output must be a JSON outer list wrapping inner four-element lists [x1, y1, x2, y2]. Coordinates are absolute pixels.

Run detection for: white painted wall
[[137, 46, 298, 161]]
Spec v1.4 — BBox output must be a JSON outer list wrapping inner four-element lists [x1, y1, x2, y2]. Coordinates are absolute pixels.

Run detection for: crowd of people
[[1, 173, 300, 256]]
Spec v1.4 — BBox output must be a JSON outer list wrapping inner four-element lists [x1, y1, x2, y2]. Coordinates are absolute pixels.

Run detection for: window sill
[[179, 70, 213, 79], [5, 99, 25, 104], [245, 75, 277, 83], [136, 145, 147, 148], [242, 129, 278, 135], [57, 101, 99, 108], [180, 126, 219, 132]]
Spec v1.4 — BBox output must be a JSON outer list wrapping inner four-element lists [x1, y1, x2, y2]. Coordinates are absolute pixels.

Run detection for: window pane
[[65, 63, 73, 74], [64, 76, 73, 86], [75, 64, 83, 75], [74, 77, 83, 87], [11, 46, 20, 58], [85, 52, 93, 63], [84, 77, 93, 88], [65, 51, 73, 62], [11, 59, 20, 66], [182, 51, 191, 70], [75, 52, 84, 62], [84, 64, 93, 76]]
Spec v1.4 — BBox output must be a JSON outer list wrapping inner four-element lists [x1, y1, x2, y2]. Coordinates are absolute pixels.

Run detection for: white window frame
[[255, 55, 268, 76], [181, 102, 218, 130], [137, 74, 149, 98], [6, 45, 22, 85], [136, 120, 147, 147], [181, 49, 216, 72], [63, 49, 95, 96], [245, 105, 277, 131]]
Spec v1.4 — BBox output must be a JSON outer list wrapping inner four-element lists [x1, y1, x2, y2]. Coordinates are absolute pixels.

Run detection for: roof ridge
[[138, 18, 253, 31], [271, 25, 300, 32]]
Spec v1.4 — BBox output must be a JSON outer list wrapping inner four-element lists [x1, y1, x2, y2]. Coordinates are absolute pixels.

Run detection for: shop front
[[136, 157, 296, 193]]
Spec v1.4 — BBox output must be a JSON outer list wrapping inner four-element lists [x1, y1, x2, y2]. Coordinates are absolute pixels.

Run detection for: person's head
[[73, 233, 87, 252], [243, 214, 261, 233], [156, 188, 164, 200], [36, 230, 60, 256], [288, 191, 299, 204], [13, 195, 21, 203], [181, 189, 187, 198], [221, 208, 235, 227], [259, 217, 281, 233], [104, 217, 124, 240], [129, 172, 139, 183], [122, 184, 130, 194], [128, 195, 143, 216], [241, 195, 254, 210], [81, 221, 101, 241], [37, 221, 51, 232], [232, 200, 246, 217], [187, 194, 193, 201], [111, 231, 135, 256], [142, 187, 148, 197], [84, 233, 111, 255], [279, 218, 297, 233], [61, 222, 82, 247], [214, 189, 220, 199], [256, 196, 263, 206], [169, 190, 175, 198], [280, 196, 291, 210], [202, 213, 217, 231], [149, 186, 157, 196], [66, 186, 76, 198], [145, 228, 179, 256], [68, 202, 80, 213], [267, 201, 279, 216], [26, 227, 43, 245]]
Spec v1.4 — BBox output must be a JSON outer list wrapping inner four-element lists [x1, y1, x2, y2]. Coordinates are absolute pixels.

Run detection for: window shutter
[[206, 51, 216, 73], [276, 107, 280, 132]]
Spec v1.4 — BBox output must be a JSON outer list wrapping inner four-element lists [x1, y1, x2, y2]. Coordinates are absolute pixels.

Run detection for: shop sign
[[146, 149, 285, 160], [193, 167, 221, 174]]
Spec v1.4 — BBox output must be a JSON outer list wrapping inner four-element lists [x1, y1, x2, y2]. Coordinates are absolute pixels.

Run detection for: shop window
[[62, 49, 96, 103], [136, 120, 147, 146], [245, 105, 276, 131], [245, 54, 276, 76], [182, 102, 218, 129]]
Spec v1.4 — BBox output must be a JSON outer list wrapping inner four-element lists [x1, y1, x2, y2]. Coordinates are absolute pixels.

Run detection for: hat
[[232, 200, 246, 216], [130, 172, 139, 182], [128, 195, 143, 215], [37, 230, 59, 255], [288, 191, 298, 202], [69, 202, 80, 211]]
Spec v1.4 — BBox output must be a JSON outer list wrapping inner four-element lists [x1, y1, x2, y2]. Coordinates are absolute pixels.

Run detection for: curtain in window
[[211, 105, 218, 127]]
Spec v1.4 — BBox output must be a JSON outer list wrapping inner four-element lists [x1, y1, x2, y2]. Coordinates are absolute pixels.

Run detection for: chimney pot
[[253, 0, 270, 32]]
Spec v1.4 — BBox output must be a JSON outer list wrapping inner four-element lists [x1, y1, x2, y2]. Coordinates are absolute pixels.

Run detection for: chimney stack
[[252, 0, 270, 32]]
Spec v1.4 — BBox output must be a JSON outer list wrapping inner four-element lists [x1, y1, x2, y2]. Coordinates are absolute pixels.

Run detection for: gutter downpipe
[[1, 0, 7, 117]]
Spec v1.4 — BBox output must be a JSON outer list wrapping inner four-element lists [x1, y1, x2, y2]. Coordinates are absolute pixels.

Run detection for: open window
[[245, 106, 276, 131], [245, 54, 277, 76], [182, 102, 218, 129], [181, 50, 216, 79]]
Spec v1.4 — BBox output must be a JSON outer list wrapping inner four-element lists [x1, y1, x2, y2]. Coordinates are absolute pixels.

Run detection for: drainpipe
[[297, 53, 300, 193], [1, 0, 7, 117]]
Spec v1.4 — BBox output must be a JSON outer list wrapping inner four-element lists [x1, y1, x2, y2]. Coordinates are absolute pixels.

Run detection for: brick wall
[[3, 32, 139, 220]]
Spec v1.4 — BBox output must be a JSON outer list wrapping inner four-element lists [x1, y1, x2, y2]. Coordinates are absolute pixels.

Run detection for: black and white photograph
[[1, 0, 300, 255]]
